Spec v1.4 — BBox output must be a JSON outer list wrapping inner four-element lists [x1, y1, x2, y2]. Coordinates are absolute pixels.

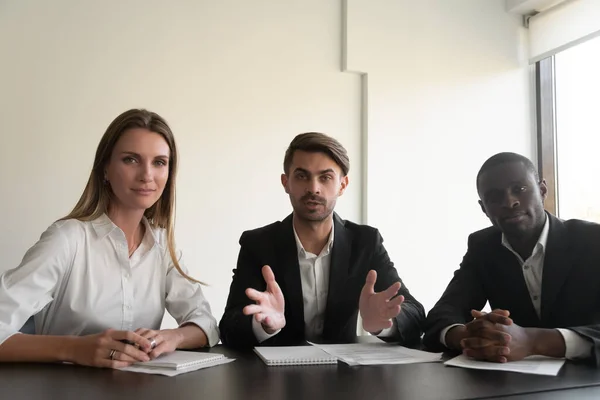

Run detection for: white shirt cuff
[[252, 317, 281, 343], [557, 328, 593, 360], [373, 319, 398, 337], [440, 324, 464, 347]]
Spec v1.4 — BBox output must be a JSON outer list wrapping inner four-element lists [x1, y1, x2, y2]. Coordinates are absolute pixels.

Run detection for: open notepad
[[121, 350, 234, 376], [254, 346, 338, 366]]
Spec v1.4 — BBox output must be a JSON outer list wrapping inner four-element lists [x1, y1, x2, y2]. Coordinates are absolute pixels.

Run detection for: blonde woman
[[0, 109, 219, 368]]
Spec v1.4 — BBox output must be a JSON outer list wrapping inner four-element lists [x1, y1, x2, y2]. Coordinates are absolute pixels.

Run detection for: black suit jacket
[[424, 213, 600, 365], [219, 213, 425, 349]]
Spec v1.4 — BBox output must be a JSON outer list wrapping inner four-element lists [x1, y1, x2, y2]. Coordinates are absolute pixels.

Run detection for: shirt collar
[[91, 213, 117, 238], [501, 213, 550, 257], [292, 221, 335, 258], [91, 213, 159, 246]]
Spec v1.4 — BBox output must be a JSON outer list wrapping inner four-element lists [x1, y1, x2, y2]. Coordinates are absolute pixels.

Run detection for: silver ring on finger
[[149, 338, 157, 349], [109, 349, 117, 360]]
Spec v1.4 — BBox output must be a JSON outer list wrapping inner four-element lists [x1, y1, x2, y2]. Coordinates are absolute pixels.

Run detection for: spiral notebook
[[254, 346, 338, 366], [138, 350, 225, 370]]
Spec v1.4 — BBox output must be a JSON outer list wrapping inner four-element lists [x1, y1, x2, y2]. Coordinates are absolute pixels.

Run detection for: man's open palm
[[359, 270, 404, 334], [243, 265, 286, 334]]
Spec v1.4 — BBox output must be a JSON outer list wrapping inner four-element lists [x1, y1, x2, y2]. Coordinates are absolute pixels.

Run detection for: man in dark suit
[[219, 132, 424, 349], [424, 152, 600, 365]]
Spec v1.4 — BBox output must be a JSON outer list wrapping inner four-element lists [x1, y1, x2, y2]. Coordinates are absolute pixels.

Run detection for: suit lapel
[[276, 214, 305, 334], [323, 213, 352, 337], [541, 214, 571, 321]]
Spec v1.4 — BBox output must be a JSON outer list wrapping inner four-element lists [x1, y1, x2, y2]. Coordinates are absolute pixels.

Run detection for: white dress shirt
[[252, 222, 396, 342], [0, 214, 219, 347], [440, 216, 592, 359]]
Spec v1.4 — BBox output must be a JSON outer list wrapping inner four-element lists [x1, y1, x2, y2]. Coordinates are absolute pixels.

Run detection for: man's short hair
[[476, 152, 539, 192], [283, 132, 350, 176]]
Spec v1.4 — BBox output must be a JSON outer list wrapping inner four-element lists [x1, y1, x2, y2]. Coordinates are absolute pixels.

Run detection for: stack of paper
[[444, 354, 565, 376], [309, 342, 442, 366]]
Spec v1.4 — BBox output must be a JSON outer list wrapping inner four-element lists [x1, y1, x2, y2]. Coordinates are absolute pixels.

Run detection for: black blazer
[[219, 213, 425, 349], [424, 213, 600, 365]]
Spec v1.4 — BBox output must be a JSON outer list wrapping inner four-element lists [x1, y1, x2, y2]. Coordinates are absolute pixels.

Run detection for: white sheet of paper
[[309, 342, 442, 366], [444, 354, 565, 376], [119, 357, 235, 377]]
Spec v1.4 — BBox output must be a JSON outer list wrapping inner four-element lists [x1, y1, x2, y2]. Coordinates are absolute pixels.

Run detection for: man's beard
[[293, 194, 334, 221]]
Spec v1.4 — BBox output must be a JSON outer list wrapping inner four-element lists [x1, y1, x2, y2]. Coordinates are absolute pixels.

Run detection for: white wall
[[346, 0, 534, 312], [0, 0, 534, 329], [0, 0, 362, 327]]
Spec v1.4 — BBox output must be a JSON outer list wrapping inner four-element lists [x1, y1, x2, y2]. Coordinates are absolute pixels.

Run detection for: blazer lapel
[[276, 214, 305, 334], [541, 214, 572, 321], [323, 213, 352, 337]]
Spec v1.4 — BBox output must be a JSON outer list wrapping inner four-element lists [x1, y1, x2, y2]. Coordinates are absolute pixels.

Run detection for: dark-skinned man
[[424, 152, 600, 366]]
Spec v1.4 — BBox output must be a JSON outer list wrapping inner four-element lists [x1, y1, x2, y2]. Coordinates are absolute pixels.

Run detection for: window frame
[[535, 57, 558, 216]]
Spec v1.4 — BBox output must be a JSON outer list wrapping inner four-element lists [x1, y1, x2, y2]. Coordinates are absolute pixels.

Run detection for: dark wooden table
[[2, 345, 600, 400]]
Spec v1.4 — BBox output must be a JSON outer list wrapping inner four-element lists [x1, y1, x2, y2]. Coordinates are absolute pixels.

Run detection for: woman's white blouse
[[0, 214, 219, 346]]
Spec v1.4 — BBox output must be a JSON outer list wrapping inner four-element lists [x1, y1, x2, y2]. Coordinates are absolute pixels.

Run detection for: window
[[537, 35, 600, 222]]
